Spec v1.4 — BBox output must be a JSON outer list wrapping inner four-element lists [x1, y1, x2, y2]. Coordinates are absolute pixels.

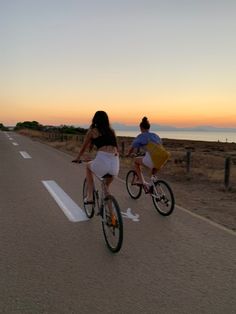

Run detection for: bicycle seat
[[102, 173, 113, 178]]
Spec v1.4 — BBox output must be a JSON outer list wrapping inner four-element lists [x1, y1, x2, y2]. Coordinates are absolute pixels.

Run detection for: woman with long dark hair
[[73, 111, 119, 203]]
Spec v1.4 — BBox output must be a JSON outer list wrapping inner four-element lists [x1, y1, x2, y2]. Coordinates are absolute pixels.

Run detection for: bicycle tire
[[126, 170, 142, 199], [152, 180, 175, 216], [83, 178, 95, 218], [102, 195, 123, 253]]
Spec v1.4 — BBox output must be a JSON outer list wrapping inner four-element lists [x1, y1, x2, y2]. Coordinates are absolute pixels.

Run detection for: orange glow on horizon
[[1, 94, 236, 128], [2, 110, 236, 128]]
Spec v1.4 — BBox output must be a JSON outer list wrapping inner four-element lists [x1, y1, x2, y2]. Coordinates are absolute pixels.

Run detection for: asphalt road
[[0, 131, 235, 314]]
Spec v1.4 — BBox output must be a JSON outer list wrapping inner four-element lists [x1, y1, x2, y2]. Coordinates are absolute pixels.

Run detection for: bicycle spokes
[[152, 180, 175, 216], [126, 170, 142, 199]]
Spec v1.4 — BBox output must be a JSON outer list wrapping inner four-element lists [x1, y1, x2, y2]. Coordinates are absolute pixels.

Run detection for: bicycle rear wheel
[[83, 179, 95, 218], [102, 195, 123, 253], [152, 180, 175, 216], [126, 170, 142, 199]]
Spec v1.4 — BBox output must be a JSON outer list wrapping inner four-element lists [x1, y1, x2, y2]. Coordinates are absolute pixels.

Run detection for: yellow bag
[[146, 142, 170, 170]]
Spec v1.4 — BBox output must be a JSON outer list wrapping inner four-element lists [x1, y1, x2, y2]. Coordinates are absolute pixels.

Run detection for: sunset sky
[[1, 0, 236, 127]]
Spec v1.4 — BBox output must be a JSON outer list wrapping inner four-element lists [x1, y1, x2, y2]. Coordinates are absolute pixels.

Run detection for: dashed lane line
[[42, 180, 88, 222], [19, 151, 32, 159]]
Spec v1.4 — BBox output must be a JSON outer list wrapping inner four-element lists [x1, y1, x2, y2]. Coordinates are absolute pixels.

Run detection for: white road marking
[[9, 138, 13, 140], [176, 205, 236, 236], [117, 177, 235, 235], [42, 180, 88, 222], [19, 151, 32, 159], [122, 208, 140, 222], [12, 142, 19, 146]]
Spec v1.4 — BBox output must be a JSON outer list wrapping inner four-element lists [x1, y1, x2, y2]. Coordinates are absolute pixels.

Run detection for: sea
[[115, 130, 236, 143]]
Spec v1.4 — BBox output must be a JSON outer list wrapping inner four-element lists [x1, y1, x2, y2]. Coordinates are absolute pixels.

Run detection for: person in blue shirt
[[126, 116, 162, 185]]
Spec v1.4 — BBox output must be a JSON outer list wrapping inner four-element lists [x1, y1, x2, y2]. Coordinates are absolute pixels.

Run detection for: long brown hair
[[91, 111, 115, 137]]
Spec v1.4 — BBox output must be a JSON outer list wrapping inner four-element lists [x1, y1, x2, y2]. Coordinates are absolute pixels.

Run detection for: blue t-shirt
[[131, 131, 162, 149]]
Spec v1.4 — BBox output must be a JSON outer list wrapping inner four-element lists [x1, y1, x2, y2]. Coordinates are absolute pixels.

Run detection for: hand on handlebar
[[126, 152, 145, 158], [72, 156, 92, 163], [72, 159, 82, 163], [125, 153, 136, 158]]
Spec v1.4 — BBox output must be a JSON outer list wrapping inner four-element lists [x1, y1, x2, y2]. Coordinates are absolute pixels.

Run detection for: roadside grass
[[17, 128, 236, 187]]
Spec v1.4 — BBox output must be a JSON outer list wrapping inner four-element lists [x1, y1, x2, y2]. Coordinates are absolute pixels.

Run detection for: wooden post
[[186, 151, 191, 173], [224, 157, 231, 190]]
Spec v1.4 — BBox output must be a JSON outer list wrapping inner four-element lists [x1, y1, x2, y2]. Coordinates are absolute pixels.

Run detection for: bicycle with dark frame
[[75, 160, 123, 253]]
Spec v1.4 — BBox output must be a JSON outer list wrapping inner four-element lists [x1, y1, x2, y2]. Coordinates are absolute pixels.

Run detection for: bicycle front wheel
[[102, 195, 123, 253], [152, 180, 175, 216], [83, 179, 95, 218], [126, 170, 142, 199]]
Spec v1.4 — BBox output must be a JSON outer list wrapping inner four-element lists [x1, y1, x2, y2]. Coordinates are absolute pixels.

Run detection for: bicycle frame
[[93, 176, 112, 215], [126, 165, 175, 216], [76, 159, 123, 252]]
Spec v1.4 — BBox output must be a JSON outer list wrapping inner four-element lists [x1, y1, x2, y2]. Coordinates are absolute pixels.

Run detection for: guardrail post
[[224, 156, 231, 190]]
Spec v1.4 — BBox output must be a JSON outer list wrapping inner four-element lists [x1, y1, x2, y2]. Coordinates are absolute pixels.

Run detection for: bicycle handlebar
[[126, 152, 145, 158], [72, 159, 92, 164], [72, 159, 81, 163]]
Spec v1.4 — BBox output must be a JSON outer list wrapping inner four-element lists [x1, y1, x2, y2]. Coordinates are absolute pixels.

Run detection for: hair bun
[[140, 116, 150, 130]]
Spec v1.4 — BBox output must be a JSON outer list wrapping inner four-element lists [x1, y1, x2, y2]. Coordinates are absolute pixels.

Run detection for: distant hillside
[[111, 123, 236, 132]]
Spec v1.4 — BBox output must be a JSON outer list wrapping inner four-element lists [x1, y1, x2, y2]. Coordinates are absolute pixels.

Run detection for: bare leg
[[104, 177, 115, 220], [104, 177, 113, 196], [134, 157, 146, 184], [86, 164, 94, 201]]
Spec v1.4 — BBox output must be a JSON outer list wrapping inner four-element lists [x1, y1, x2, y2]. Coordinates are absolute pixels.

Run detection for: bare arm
[[73, 129, 93, 162], [126, 146, 134, 157]]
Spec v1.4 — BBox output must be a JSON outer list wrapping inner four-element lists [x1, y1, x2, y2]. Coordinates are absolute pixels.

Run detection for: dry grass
[[18, 128, 236, 186], [17, 129, 236, 231]]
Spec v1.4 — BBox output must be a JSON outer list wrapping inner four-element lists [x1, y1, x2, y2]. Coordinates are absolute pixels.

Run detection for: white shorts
[[89, 151, 119, 178], [142, 152, 154, 169]]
